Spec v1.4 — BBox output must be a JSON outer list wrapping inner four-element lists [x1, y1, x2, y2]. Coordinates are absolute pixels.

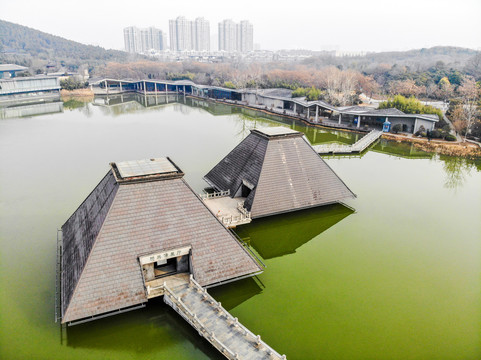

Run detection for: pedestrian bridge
[[312, 129, 383, 154], [159, 275, 286, 360]]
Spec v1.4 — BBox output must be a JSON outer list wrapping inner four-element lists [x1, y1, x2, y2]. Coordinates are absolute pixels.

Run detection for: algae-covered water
[[1, 95, 480, 360]]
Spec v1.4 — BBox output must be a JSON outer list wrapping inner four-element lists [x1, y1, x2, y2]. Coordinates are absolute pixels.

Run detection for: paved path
[[163, 276, 285, 360]]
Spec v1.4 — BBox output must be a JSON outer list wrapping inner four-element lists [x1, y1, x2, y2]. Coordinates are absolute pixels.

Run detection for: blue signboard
[[382, 119, 391, 132]]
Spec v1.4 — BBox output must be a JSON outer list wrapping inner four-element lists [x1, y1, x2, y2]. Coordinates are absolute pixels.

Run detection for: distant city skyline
[[125, 17, 254, 53], [2, 0, 480, 53]]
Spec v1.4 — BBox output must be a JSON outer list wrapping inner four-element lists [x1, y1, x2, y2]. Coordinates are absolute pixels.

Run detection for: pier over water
[[163, 275, 286, 360], [312, 129, 383, 154]]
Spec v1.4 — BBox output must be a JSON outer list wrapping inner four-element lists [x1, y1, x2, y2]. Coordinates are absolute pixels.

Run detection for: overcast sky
[[3, 0, 480, 52]]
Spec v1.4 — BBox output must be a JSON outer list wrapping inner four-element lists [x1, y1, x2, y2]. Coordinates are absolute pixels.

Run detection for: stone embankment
[[382, 133, 481, 158]]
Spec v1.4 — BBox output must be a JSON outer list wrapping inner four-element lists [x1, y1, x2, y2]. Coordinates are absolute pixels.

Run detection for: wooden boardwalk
[[162, 275, 286, 360], [312, 129, 383, 155]]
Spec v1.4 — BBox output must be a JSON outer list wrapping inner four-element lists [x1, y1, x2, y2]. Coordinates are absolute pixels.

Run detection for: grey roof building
[[60, 157, 262, 325], [204, 127, 356, 219]]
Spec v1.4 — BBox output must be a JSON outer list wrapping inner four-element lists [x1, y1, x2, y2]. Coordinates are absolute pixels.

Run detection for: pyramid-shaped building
[[204, 127, 356, 219], [60, 157, 262, 325]]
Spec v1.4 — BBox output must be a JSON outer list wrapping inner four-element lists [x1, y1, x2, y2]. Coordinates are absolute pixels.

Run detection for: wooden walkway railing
[[162, 275, 286, 360], [312, 130, 383, 155]]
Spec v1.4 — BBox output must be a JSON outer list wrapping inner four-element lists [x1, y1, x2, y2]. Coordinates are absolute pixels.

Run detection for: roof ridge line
[[62, 171, 112, 227], [302, 136, 357, 198], [62, 179, 122, 323]]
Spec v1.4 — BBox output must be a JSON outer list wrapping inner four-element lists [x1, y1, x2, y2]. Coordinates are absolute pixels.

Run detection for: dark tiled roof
[[204, 132, 269, 195], [61, 168, 261, 323], [338, 105, 376, 113], [250, 135, 356, 218], [338, 107, 439, 121], [416, 113, 439, 120], [258, 88, 293, 98], [204, 127, 356, 219], [61, 172, 119, 319], [370, 108, 406, 116]]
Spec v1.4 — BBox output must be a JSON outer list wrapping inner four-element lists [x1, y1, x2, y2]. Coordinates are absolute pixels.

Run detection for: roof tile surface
[[205, 129, 356, 218], [62, 173, 261, 323]]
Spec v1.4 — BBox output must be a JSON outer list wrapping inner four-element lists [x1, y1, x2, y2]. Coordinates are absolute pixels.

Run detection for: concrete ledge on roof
[[252, 126, 302, 138]]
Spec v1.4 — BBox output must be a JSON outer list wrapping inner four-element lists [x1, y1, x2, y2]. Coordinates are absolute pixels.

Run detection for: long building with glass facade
[[0, 76, 61, 106]]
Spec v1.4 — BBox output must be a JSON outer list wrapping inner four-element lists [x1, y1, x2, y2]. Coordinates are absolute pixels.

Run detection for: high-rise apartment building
[[193, 17, 210, 52], [124, 26, 166, 53], [124, 27, 141, 53], [218, 19, 237, 52], [238, 20, 253, 53], [169, 16, 210, 52], [218, 20, 253, 53]]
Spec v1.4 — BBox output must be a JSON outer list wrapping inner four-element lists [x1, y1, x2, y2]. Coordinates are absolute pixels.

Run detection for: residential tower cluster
[[123, 26, 167, 53], [123, 16, 254, 54]]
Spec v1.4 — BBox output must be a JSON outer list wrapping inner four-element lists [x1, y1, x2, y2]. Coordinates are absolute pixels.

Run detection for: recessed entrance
[[241, 183, 252, 197], [139, 246, 192, 298], [153, 257, 177, 278]]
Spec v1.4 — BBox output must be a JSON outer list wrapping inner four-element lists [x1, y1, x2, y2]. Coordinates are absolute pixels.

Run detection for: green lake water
[[1, 95, 480, 360]]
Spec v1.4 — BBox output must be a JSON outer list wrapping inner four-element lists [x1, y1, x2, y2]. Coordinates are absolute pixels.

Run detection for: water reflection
[[0, 101, 63, 119], [65, 297, 224, 359], [441, 155, 474, 190], [208, 277, 264, 311], [91, 94, 361, 145], [235, 203, 354, 260], [371, 138, 434, 159]]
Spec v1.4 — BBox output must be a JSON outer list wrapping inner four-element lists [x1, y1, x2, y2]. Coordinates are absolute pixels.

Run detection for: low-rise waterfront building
[[60, 157, 262, 325], [0, 75, 60, 106], [87, 78, 440, 134], [204, 127, 356, 219], [0, 64, 28, 79]]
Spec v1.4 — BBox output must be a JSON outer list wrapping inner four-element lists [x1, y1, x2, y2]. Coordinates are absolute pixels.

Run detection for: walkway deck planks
[[163, 276, 285, 360]]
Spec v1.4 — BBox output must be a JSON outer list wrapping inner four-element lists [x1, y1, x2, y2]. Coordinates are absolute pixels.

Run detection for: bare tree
[[465, 53, 481, 80], [451, 105, 467, 135], [458, 76, 480, 141], [389, 79, 423, 97]]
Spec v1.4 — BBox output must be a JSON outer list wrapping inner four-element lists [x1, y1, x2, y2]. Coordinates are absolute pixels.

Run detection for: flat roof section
[[253, 126, 301, 137], [203, 196, 252, 228], [0, 64, 28, 72], [115, 158, 178, 178]]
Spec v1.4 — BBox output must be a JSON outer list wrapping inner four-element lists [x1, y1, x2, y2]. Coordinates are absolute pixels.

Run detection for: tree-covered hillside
[[0, 19, 141, 73]]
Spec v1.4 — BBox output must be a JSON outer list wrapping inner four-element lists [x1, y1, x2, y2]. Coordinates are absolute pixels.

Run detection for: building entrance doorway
[[139, 246, 191, 283], [153, 257, 177, 278]]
